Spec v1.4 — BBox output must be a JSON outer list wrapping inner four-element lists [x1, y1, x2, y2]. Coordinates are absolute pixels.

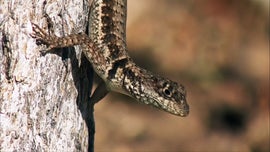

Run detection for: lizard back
[[89, 0, 128, 61]]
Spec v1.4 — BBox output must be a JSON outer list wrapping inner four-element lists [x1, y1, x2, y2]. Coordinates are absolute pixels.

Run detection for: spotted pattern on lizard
[[31, 0, 189, 116]]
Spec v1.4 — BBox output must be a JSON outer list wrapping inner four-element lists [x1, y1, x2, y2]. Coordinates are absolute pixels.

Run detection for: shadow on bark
[[65, 48, 95, 152]]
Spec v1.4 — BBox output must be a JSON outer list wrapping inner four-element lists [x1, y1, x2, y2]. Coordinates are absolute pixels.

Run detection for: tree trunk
[[0, 0, 94, 151]]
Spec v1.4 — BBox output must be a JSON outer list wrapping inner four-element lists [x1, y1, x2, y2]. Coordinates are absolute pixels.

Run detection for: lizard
[[31, 0, 189, 117]]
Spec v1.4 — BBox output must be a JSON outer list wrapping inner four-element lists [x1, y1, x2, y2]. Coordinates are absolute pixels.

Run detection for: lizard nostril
[[180, 102, 189, 111]]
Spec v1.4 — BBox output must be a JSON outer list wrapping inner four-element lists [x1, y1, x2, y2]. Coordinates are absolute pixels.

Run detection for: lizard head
[[123, 68, 189, 117]]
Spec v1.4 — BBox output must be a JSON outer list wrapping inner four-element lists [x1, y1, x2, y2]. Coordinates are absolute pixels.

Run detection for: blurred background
[[94, 0, 269, 151]]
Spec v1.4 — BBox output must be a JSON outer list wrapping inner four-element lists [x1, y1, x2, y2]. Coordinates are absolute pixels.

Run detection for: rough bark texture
[[0, 0, 94, 151]]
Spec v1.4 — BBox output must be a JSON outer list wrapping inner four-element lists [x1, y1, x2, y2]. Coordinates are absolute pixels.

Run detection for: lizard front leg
[[31, 20, 108, 105]]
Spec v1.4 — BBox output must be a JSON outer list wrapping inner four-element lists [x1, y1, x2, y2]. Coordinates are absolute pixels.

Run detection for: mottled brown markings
[[100, 2, 126, 61], [108, 43, 120, 59], [108, 57, 129, 79], [123, 71, 140, 98]]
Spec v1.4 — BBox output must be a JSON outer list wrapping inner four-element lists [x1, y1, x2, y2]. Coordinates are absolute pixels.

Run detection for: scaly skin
[[31, 0, 189, 116]]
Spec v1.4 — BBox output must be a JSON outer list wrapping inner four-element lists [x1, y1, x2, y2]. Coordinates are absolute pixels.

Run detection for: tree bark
[[0, 0, 94, 151]]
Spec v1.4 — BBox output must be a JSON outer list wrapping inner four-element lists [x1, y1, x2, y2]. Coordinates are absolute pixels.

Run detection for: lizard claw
[[30, 22, 58, 51], [31, 23, 50, 45]]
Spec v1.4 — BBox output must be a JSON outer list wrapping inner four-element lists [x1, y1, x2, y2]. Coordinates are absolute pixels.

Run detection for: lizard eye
[[163, 88, 172, 97]]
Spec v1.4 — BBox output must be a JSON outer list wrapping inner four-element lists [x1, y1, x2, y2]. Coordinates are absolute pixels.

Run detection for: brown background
[[94, 0, 269, 151]]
